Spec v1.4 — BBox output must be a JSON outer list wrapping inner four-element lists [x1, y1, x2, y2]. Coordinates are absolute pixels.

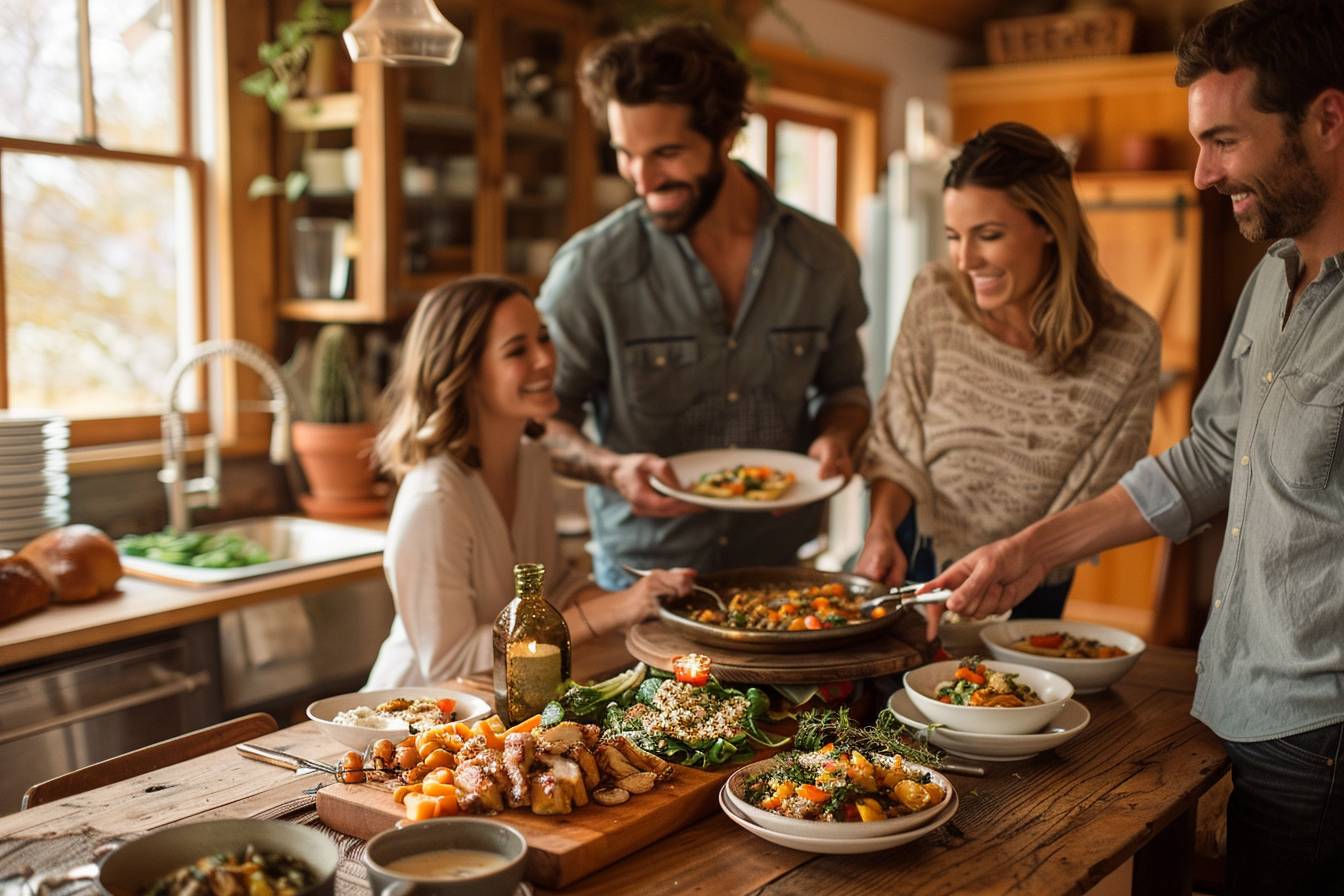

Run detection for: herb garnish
[[795, 706, 945, 768]]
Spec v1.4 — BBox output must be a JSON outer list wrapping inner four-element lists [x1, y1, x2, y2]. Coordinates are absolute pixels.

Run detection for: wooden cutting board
[[317, 758, 743, 887], [625, 608, 935, 683]]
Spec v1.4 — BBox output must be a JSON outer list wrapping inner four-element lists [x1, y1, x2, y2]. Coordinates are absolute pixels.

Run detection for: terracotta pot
[[291, 420, 381, 501]]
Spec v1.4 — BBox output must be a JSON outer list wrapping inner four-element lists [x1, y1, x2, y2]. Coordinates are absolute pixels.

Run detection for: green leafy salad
[[118, 529, 271, 568]]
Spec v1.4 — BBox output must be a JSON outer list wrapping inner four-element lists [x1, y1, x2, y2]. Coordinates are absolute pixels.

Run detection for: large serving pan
[[657, 565, 917, 653]]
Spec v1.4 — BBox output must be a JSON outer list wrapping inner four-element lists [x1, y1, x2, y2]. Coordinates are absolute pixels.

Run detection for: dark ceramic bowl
[[98, 819, 338, 896]]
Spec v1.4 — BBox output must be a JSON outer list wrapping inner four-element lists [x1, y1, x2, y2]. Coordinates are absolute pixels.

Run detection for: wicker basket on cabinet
[[985, 8, 1135, 65]]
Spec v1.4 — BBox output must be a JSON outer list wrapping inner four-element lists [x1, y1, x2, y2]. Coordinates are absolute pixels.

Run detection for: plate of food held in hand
[[650, 449, 843, 512]]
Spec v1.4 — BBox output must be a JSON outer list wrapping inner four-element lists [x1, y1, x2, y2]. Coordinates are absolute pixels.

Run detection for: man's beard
[[1228, 128, 1327, 242], [644, 156, 726, 234]]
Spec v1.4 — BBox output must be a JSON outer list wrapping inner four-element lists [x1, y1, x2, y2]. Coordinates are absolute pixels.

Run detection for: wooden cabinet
[[949, 54, 1260, 642], [275, 0, 597, 323]]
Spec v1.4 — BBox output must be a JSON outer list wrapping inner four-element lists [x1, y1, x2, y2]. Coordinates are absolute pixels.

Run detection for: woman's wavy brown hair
[[578, 20, 749, 145], [944, 122, 1118, 374], [375, 275, 541, 479]]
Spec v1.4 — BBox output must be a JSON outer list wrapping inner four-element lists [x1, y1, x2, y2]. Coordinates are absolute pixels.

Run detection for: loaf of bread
[[0, 555, 52, 624], [19, 524, 123, 602]]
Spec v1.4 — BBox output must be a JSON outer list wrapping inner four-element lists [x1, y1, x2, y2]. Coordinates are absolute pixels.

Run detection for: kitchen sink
[[118, 515, 385, 586]]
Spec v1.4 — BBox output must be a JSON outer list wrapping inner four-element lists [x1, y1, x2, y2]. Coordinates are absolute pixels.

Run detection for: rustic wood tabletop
[[0, 637, 1226, 896]]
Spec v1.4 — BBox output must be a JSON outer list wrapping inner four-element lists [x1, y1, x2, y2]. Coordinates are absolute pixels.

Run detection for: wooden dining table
[[0, 638, 1227, 896]]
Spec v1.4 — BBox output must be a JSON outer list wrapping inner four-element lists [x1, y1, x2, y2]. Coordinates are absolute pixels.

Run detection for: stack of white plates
[[0, 411, 70, 550]]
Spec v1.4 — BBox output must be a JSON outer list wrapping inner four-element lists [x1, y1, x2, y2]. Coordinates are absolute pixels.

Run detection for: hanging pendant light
[[343, 0, 463, 66]]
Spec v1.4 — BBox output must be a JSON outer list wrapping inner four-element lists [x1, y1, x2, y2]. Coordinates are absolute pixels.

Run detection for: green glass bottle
[[492, 562, 572, 725]]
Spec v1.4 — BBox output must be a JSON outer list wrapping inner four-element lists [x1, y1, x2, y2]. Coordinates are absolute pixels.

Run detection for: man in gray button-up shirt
[[538, 23, 870, 588], [920, 2, 1344, 889]]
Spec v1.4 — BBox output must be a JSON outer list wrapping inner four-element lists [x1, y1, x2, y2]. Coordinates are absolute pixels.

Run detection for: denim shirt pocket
[[1270, 370, 1344, 490], [768, 327, 829, 402], [621, 336, 700, 416]]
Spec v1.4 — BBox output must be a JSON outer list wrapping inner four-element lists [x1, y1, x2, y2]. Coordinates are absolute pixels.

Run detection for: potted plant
[[291, 324, 385, 518], [241, 0, 353, 112]]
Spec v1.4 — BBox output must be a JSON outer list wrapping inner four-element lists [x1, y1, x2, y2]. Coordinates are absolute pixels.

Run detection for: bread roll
[[19, 524, 123, 602], [0, 556, 52, 624]]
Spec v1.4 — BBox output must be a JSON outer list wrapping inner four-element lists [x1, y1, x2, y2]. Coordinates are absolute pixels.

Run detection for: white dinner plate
[[887, 689, 1090, 762], [650, 448, 844, 512], [307, 687, 492, 752], [718, 781, 958, 854]]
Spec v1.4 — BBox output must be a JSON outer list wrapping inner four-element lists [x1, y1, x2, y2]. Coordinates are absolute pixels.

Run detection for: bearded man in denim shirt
[[921, 2, 1344, 889], [538, 22, 870, 588]]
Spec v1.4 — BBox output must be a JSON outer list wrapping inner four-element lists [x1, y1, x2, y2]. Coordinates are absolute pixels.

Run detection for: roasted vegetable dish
[[684, 582, 879, 631], [935, 657, 1043, 707], [1009, 632, 1128, 658], [691, 465, 796, 501], [742, 748, 946, 823], [140, 846, 317, 896]]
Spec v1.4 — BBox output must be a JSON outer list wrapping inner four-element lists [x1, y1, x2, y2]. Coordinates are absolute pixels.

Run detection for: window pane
[[731, 113, 767, 178], [0, 0, 177, 152], [0, 1, 81, 142], [776, 120, 837, 224], [4, 153, 193, 418], [92, 0, 178, 152]]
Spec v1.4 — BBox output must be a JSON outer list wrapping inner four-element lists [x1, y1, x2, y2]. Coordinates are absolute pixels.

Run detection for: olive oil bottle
[[492, 562, 572, 725]]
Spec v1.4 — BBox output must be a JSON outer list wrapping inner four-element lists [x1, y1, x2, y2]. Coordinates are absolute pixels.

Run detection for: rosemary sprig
[[794, 706, 945, 768]]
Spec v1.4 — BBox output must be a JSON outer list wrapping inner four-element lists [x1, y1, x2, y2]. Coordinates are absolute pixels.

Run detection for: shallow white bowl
[[724, 754, 954, 838], [930, 607, 1013, 653], [903, 660, 1073, 735], [887, 689, 1090, 762], [718, 782, 957, 854], [306, 687, 491, 752], [979, 620, 1146, 694]]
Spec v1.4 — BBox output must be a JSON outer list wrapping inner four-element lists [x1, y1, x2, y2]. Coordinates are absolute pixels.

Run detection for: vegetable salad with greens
[[118, 529, 271, 568]]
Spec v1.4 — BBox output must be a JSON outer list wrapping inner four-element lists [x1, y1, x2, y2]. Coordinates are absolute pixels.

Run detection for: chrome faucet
[[159, 340, 292, 533]]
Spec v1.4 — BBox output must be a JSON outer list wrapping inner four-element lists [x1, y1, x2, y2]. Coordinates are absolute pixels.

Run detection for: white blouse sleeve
[[384, 474, 495, 681]]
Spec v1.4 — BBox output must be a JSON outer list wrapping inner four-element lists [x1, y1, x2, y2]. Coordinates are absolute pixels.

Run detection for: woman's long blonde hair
[[375, 275, 540, 479], [943, 122, 1117, 373]]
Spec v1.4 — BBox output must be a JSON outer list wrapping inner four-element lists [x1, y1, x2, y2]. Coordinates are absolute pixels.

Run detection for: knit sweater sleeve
[[1046, 299, 1162, 515], [857, 263, 945, 508]]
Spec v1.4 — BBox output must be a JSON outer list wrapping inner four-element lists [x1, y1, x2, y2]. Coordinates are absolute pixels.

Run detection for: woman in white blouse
[[365, 276, 692, 687]]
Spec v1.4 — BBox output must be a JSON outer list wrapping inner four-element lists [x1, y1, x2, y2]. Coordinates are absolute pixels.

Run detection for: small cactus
[[311, 324, 364, 423]]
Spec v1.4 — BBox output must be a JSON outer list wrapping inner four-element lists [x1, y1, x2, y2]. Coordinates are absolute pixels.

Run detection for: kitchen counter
[[0, 553, 384, 669]]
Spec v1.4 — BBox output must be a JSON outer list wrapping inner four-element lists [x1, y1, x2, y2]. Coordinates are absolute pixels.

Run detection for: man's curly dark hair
[[578, 20, 749, 145]]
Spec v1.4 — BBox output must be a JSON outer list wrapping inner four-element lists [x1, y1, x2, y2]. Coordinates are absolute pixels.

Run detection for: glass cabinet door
[[395, 3, 479, 298], [500, 15, 574, 290]]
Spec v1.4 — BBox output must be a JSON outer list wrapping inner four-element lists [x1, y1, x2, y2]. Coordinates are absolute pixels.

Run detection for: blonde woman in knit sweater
[[856, 123, 1160, 625]]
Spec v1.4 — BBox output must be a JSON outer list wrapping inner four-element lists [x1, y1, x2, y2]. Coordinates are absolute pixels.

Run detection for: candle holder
[[673, 653, 712, 686], [492, 562, 571, 725]]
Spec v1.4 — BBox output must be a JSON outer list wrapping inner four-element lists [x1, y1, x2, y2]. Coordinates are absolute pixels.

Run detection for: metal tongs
[[858, 582, 954, 615]]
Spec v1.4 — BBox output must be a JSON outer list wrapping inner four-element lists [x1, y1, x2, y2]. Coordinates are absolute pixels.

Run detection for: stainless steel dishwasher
[[0, 622, 220, 813]]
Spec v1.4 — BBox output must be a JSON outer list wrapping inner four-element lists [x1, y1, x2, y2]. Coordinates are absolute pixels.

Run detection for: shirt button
[[793, 344, 805, 357], [718, 535, 729, 546], [726, 390, 739, 402], [1231, 527, 1241, 538], [1265, 370, 1274, 383], [653, 355, 667, 368], [1241, 455, 1250, 466], [1195, 662, 1203, 675], [1214, 599, 1222, 609], [727, 338, 738, 350]]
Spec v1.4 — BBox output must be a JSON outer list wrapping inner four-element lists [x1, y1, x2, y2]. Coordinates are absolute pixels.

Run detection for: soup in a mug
[[384, 849, 510, 880]]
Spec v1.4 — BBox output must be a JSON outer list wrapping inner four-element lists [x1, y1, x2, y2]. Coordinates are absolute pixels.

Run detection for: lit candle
[[673, 653, 712, 686], [506, 640, 562, 718]]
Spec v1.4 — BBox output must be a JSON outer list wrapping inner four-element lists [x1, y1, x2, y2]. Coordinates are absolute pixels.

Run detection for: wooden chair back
[[21, 712, 278, 809]]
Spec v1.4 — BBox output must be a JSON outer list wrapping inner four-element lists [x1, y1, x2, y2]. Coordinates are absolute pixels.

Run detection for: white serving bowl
[[902, 659, 1073, 736], [929, 607, 1012, 653], [723, 755, 954, 839], [306, 687, 491, 752], [979, 619, 1146, 694]]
